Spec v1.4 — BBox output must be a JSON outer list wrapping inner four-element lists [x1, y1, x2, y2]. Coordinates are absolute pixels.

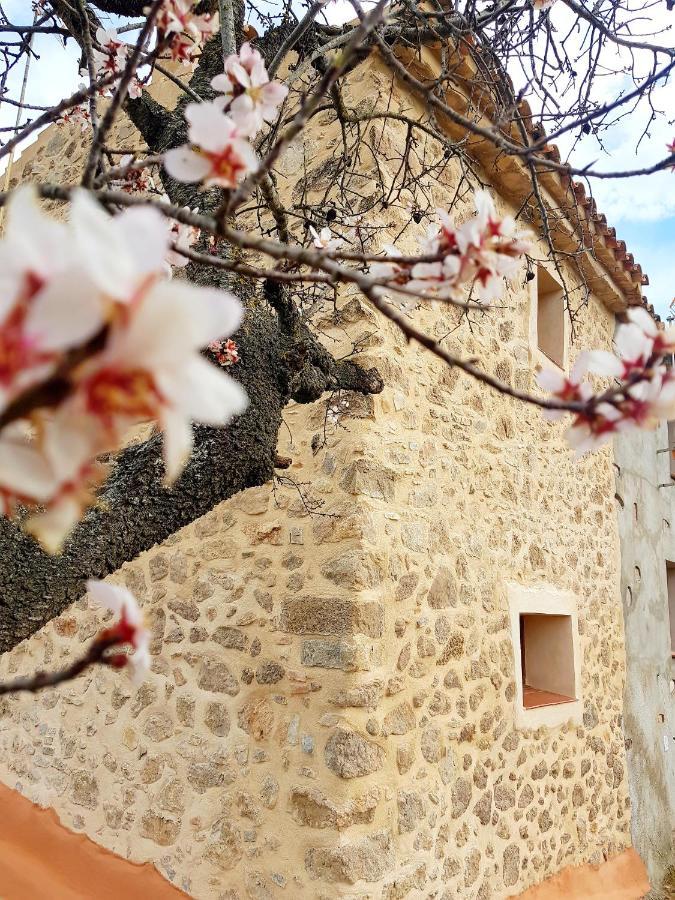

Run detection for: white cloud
[[514, 3, 674, 223], [552, 76, 674, 223]]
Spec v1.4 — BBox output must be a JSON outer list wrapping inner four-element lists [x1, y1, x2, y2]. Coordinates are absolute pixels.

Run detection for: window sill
[[523, 685, 576, 710]]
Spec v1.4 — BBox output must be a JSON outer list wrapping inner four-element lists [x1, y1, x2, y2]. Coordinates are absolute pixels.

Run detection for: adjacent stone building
[[0, 39, 662, 900], [614, 421, 675, 889]]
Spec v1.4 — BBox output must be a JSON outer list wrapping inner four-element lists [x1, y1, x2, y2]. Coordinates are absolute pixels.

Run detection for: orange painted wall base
[[0, 781, 187, 899], [508, 848, 650, 900]]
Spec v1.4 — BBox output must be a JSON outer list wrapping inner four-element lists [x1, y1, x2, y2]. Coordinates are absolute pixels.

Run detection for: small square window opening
[[519, 613, 576, 709]]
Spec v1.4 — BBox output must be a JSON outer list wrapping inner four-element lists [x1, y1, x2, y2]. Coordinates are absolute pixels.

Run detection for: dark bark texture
[[0, 305, 281, 652]]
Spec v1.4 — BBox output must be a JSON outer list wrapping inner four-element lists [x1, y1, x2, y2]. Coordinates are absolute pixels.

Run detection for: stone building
[[0, 39, 662, 900], [614, 420, 675, 889]]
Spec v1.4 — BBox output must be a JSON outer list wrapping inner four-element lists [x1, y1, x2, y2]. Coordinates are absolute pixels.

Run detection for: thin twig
[[82, 0, 164, 187], [0, 633, 119, 696]]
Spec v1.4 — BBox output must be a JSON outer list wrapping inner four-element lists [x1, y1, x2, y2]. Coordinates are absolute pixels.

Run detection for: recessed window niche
[[508, 584, 582, 729], [536, 267, 565, 368], [529, 266, 568, 374], [520, 614, 576, 708]]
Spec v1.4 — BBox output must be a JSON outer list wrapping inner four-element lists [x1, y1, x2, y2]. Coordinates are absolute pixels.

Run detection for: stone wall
[[0, 54, 634, 899]]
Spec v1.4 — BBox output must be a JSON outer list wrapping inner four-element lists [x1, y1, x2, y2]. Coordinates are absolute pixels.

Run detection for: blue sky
[[614, 218, 674, 321], [1, 0, 672, 318]]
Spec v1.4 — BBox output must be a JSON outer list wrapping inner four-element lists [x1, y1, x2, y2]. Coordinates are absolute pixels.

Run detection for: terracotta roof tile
[[515, 98, 652, 317]]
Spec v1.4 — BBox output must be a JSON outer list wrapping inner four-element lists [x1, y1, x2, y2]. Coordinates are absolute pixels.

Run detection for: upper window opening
[[536, 267, 565, 368], [519, 613, 576, 709]]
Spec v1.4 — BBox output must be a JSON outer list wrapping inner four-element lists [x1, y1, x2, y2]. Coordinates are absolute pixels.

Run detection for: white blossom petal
[[24, 271, 104, 351], [626, 306, 658, 336], [116, 205, 169, 280], [157, 355, 248, 426], [25, 497, 82, 554], [210, 72, 234, 96], [164, 145, 212, 183], [6, 185, 70, 278], [615, 322, 653, 363], [0, 438, 56, 502], [70, 189, 139, 299], [580, 350, 624, 378], [129, 642, 151, 684], [160, 406, 194, 484], [536, 368, 566, 393], [185, 100, 236, 152], [87, 579, 139, 621]]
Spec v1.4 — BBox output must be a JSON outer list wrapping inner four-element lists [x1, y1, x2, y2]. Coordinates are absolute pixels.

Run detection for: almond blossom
[[406, 256, 463, 300], [65, 277, 248, 483], [536, 355, 593, 420], [666, 138, 675, 171], [156, 0, 218, 67], [0, 410, 107, 552], [371, 191, 530, 302], [211, 42, 288, 135], [68, 188, 170, 303], [564, 403, 624, 456], [0, 187, 247, 550], [111, 155, 157, 194], [538, 308, 675, 456], [209, 338, 240, 366], [309, 226, 341, 251], [87, 580, 150, 684], [165, 210, 200, 269], [369, 244, 406, 285], [58, 99, 91, 132], [164, 100, 258, 187], [128, 77, 144, 99], [92, 27, 128, 79], [88, 28, 143, 98], [583, 307, 675, 379], [0, 188, 107, 412]]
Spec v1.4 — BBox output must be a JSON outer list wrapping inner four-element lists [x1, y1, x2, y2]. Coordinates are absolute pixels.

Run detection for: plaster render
[[0, 53, 640, 899], [614, 421, 675, 888]]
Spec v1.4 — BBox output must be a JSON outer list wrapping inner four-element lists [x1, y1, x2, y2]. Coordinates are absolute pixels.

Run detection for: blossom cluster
[[370, 191, 531, 303], [63, 0, 221, 120], [88, 580, 150, 683], [57, 99, 91, 132], [166, 209, 200, 268], [0, 188, 247, 552], [92, 27, 143, 99], [208, 338, 240, 366], [537, 307, 675, 455], [111, 155, 158, 194], [164, 42, 287, 188], [156, 0, 218, 67]]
